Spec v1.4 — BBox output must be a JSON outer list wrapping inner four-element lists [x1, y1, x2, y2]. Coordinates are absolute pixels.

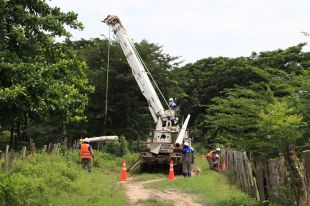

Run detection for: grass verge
[[145, 158, 261, 206], [0, 150, 134, 206]]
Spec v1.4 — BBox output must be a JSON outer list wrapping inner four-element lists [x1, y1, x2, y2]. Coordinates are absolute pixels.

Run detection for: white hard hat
[[216, 148, 221, 152], [169, 98, 173, 102], [83, 138, 90, 143], [184, 142, 189, 146]]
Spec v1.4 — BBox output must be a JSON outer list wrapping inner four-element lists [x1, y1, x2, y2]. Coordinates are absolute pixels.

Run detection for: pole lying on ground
[[83, 136, 119, 142]]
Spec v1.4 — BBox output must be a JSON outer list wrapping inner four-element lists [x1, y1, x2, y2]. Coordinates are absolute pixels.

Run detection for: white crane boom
[[103, 15, 166, 124], [103, 15, 191, 154]]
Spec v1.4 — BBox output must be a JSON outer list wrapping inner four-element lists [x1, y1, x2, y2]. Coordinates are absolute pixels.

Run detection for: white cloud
[[48, 0, 310, 64]]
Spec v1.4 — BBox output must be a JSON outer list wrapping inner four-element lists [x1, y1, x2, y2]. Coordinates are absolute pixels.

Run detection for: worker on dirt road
[[79, 138, 95, 173], [182, 142, 194, 177], [207, 148, 221, 171]]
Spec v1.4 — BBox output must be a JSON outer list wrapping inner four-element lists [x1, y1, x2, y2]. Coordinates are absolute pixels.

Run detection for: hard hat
[[169, 98, 173, 102], [216, 148, 221, 152], [184, 142, 189, 146], [83, 138, 90, 143], [79, 139, 83, 143]]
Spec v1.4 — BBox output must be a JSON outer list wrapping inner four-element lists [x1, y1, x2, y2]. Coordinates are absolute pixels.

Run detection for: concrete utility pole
[[83, 136, 119, 142]]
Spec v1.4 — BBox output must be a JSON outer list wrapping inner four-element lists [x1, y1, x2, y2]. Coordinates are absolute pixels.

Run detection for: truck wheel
[[140, 163, 148, 173]]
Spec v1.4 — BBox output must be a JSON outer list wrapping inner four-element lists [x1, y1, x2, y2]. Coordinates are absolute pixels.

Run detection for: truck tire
[[140, 163, 148, 173]]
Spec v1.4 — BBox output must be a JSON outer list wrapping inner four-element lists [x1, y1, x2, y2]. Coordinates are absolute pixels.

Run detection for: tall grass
[[0, 150, 137, 206], [0, 149, 262, 206], [47, 168, 126, 206]]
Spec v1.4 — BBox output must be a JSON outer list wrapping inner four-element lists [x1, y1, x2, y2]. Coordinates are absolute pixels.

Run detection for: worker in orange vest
[[79, 138, 95, 173], [207, 148, 220, 171]]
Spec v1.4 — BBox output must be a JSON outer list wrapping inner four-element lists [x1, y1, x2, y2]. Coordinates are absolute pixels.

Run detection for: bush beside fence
[[0, 141, 63, 172]]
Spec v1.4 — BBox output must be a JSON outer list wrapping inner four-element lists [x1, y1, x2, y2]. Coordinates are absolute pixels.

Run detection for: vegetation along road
[[0, 150, 260, 206], [2, 0, 310, 205]]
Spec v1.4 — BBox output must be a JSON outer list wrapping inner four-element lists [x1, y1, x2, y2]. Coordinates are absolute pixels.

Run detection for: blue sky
[[48, 0, 310, 64]]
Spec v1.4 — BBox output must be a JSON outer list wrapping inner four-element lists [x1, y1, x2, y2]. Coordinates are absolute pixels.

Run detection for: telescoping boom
[[103, 16, 166, 124], [103, 15, 191, 160]]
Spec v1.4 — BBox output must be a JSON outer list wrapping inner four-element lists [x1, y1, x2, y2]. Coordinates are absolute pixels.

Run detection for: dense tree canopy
[[177, 44, 310, 157], [1, 3, 309, 204], [0, 0, 92, 144], [1, 0, 310, 160]]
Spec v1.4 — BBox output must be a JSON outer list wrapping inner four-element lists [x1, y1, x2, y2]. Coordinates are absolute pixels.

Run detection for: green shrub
[[222, 196, 262, 206], [119, 135, 129, 156], [102, 141, 122, 156], [0, 153, 79, 205], [0, 150, 134, 205], [0, 173, 47, 206]]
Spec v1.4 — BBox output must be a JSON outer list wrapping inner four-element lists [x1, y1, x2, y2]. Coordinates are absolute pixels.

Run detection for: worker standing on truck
[[182, 142, 194, 177], [168, 98, 178, 125], [207, 148, 221, 171], [169, 98, 177, 110], [79, 138, 95, 173]]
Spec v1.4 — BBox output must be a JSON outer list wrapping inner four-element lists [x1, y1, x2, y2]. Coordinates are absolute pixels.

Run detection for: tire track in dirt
[[122, 178, 203, 206]]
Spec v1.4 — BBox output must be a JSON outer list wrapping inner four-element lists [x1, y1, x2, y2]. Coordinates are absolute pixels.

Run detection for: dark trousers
[[182, 161, 192, 177], [81, 158, 92, 173], [207, 157, 218, 171]]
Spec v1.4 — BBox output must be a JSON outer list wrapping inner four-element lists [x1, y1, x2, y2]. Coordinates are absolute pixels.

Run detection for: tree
[[0, 0, 92, 145], [175, 44, 310, 147]]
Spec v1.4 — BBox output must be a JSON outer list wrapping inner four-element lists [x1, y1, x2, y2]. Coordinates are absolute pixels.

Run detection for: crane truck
[[103, 15, 191, 173]]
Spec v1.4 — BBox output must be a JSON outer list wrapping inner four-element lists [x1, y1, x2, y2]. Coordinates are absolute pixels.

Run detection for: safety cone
[[168, 160, 175, 181], [119, 160, 128, 181]]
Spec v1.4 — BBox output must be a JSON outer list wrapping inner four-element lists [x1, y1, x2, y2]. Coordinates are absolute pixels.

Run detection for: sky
[[48, 0, 310, 64]]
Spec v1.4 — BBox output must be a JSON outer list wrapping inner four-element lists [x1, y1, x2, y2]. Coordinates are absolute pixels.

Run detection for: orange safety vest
[[207, 150, 216, 161], [80, 143, 92, 159]]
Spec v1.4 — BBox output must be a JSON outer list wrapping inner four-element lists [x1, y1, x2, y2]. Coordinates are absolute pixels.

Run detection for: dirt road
[[123, 178, 203, 206]]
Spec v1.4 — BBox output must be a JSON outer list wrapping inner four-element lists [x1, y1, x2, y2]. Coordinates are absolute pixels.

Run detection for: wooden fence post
[[53, 143, 59, 152], [8, 150, 14, 170], [31, 142, 36, 156], [0, 156, 3, 172], [225, 148, 310, 204], [5, 145, 9, 158], [5, 145, 9, 170], [21, 146, 27, 159], [253, 160, 266, 201], [48, 143, 53, 154], [303, 150, 310, 206], [63, 137, 68, 150], [268, 159, 280, 196], [42, 145, 47, 153], [252, 166, 260, 201]]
